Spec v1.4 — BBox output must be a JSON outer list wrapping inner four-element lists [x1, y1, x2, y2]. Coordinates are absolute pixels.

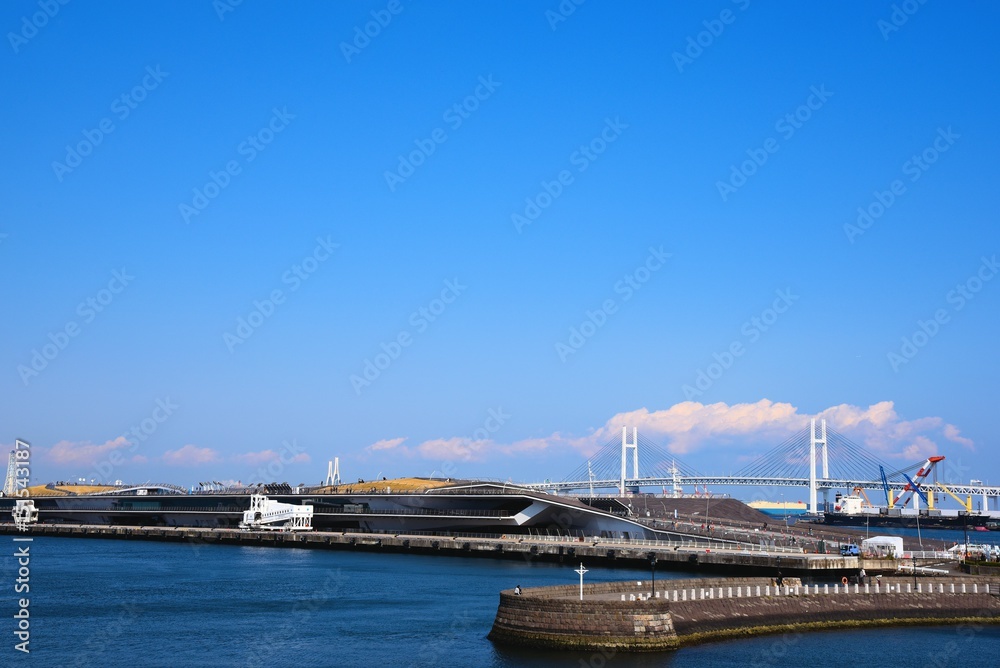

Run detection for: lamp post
[[575, 562, 588, 601], [650, 555, 657, 596], [963, 512, 969, 565]]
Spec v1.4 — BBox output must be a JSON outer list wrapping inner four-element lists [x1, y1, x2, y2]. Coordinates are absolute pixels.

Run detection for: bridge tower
[[619, 427, 638, 497], [809, 419, 828, 514], [325, 458, 341, 487]]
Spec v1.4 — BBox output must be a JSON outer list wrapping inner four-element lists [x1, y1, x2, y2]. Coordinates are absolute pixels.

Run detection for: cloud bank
[[364, 399, 974, 464]]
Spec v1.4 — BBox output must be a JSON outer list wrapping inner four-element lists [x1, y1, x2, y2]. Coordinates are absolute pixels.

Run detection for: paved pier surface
[[489, 576, 1000, 651], [0, 522, 892, 575]]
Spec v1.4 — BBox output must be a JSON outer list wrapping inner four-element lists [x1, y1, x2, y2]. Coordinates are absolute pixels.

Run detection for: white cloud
[[369, 437, 407, 452], [44, 437, 131, 465], [162, 444, 221, 466], [365, 399, 974, 465]]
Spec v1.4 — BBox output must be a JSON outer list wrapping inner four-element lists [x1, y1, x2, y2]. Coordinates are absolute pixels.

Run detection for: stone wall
[[489, 576, 1000, 652], [489, 592, 679, 651]]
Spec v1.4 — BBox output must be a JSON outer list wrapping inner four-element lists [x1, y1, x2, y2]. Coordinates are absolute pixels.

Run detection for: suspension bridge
[[524, 420, 1000, 513]]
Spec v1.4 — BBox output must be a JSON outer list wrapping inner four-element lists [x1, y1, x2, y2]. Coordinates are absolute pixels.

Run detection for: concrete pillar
[[728, 587, 733, 598], [621, 594, 626, 601], [834, 584, 839, 594], [756, 586, 761, 597], [765, 586, 770, 596], [907, 584, 911, 593], [700, 589, 705, 600], [973, 584, 978, 594], [630, 594, 636, 601], [950, 584, 955, 593], [939, 584, 944, 593], [737, 587, 742, 597], [709, 589, 714, 599], [986, 584, 990, 594], [961, 584, 966, 594], [655, 591, 660, 598], [865, 584, 870, 594], [824, 584, 829, 594], [681, 590, 687, 601], [917, 583, 922, 593], [853, 584, 858, 594], [794, 586, 799, 595], [815, 585, 820, 595], [718, 588, 723, 598], [875, 584, 879, 594]]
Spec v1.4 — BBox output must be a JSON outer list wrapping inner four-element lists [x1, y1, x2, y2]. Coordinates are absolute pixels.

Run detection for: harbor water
[[3, 536, 999, 667]]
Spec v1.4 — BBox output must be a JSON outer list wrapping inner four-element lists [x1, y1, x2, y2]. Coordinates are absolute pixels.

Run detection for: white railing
[[621, 581, 993, 602]]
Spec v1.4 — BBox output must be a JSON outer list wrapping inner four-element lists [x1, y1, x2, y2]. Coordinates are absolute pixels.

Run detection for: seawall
[[0, 522, 886, 575], [488, 576, 1000, 651]]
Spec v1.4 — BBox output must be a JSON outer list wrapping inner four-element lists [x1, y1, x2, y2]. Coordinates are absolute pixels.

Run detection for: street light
[[650, 555, 657, 595]]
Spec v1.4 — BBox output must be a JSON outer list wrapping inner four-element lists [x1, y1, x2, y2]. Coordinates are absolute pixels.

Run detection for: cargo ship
[[747, 500, 808, 515], [821, 492, 994, 529]]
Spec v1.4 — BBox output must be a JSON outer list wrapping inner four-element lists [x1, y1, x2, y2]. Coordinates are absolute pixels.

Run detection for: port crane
[[886, 456, 973, 511]]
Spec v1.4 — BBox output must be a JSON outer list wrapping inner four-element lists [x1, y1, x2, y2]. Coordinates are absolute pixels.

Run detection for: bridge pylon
[[325, 458, 341, 487], [809, 418, 828, 514], [619, 426, 638, 497]]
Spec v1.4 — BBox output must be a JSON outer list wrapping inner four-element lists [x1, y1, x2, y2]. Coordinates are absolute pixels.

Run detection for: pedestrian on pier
[[514, 585, 521, 596], [859, 567, 866, 585]]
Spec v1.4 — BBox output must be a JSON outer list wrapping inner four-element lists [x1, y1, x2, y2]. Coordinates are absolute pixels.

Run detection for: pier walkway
[[1, 522, 893, 575]]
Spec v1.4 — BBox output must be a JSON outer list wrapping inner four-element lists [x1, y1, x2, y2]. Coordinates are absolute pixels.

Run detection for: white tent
[[862, 536, 904, 557]]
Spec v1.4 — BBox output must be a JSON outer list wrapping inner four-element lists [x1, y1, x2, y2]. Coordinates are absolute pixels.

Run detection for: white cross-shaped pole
[[575, 562, 588, 600]]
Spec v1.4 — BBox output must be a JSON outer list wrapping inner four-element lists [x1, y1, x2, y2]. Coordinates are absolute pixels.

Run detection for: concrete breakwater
[[488, 576, 1000, 651], [0, 522, 885, 574]]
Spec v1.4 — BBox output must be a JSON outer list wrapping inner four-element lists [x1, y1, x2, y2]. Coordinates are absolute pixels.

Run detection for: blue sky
[[2, 1, 998, 494]]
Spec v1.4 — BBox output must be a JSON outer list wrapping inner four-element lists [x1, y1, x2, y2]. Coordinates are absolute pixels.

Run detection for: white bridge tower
[[809, 418, 828, 514], [325, 457, 341, 487], [619, 426, 638, 497]]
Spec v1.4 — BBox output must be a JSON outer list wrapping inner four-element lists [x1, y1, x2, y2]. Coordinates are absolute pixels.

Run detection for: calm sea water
[[3, 536, 999, 667]]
